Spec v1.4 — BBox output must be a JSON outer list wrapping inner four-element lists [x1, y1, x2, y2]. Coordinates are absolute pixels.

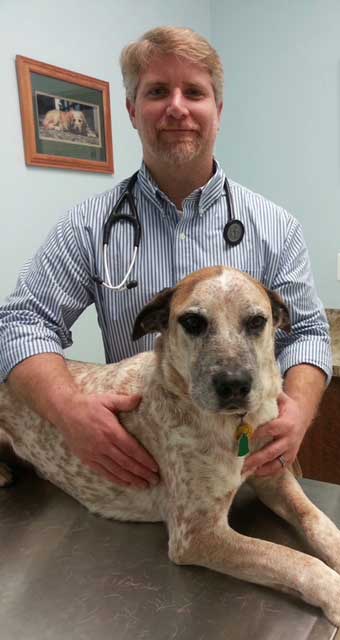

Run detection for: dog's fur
[[1, 266, 340, 625], [43, 109, 89, 135]]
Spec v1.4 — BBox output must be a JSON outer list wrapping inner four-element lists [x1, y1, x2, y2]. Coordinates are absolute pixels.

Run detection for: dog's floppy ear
[[132, 287, 176, 340], [264, 287, 291, 332]]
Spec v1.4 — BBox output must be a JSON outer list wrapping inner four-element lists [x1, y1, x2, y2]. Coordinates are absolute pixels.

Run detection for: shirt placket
[[172, 198, 196, 283]]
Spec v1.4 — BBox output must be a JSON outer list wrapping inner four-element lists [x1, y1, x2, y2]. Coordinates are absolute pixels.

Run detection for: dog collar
[[236, 422, 254, 457]]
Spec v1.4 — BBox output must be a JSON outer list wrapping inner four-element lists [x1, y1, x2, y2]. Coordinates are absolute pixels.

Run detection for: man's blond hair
[[120, 26, 224, 104]]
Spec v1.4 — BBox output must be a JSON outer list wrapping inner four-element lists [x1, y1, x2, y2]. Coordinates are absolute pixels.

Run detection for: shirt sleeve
[[0, 205, 94, 382], [272, 217, 332, 383]]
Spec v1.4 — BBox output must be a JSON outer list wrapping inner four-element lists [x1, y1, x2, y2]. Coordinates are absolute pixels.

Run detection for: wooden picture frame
[[16, 55, 114, 174]]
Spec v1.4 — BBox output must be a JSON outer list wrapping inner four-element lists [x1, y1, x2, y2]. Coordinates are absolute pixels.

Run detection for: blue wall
[[213, 0, 340, 308]]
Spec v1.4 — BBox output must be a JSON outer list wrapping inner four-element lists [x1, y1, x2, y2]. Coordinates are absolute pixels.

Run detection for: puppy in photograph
[[42, 108, 92, 135]]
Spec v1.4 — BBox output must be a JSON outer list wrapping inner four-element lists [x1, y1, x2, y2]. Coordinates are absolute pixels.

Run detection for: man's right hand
[[8, 354, 159, 490], [58, 391, 160, 489]]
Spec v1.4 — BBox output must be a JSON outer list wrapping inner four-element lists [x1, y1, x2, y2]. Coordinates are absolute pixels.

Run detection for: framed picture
[[16, 55, 114, 174]]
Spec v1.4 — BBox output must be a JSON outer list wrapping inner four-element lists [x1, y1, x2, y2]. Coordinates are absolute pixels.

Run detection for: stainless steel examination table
[[0, 469, 339, 640]]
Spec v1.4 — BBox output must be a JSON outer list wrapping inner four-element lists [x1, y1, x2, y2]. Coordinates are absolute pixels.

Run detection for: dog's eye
[[246, 314, 267, 334], [178, 313, 208, 336]]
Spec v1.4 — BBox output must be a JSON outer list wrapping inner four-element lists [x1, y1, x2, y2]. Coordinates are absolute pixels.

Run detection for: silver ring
[[278, 455, 286, 468]]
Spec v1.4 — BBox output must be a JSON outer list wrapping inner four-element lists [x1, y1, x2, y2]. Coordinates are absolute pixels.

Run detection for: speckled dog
[[1, 266, 340, 625]]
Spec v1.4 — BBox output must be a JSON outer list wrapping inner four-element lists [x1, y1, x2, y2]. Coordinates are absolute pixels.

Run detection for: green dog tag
[[238, 433, 250, 457]]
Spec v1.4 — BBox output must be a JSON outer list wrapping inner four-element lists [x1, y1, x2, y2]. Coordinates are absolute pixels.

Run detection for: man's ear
[[264, 287, 291, 333], [126, 98, 137, 129], [132, 287, 176, 340]]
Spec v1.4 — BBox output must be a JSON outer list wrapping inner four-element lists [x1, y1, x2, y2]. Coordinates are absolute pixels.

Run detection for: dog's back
[[0, 352, 168, 521]]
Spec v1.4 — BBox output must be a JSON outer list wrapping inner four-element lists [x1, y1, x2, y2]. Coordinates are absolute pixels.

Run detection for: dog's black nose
[[212, 371, 252, 403]]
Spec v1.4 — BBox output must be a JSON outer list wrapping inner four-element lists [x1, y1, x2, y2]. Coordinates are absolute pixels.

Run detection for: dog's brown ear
[[132, 287, 176, 340], [264, 288, 291, 333]]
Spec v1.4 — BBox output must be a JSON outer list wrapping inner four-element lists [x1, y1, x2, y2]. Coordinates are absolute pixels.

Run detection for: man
[[0, 27, 331, 489]]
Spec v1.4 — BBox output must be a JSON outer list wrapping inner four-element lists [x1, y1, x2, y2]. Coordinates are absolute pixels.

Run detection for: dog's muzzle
[[212, 371, 252, 409]]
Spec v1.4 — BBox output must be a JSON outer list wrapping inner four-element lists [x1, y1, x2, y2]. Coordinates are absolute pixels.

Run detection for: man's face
[[126, 54, 223, 167]]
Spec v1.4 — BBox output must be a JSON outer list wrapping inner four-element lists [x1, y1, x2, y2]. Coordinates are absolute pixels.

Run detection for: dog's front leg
[[167, 509, 340, 626], [249, 470, 340, 574]]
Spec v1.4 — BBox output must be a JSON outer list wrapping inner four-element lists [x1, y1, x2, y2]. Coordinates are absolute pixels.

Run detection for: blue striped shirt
[[0, 160, 332, 383]]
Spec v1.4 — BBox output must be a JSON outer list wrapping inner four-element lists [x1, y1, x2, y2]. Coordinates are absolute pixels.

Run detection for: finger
[[86, 460, 133, 487], [88, 459, 148, 489], [106, 417, 159, 472], [103, 393, 142, 412], [252, 393, 290, 442], [254, 458, 287, 478], [102, 448, 159, 486], [252, 419, 282, 442], [243, 439, 288, 473], [277, 390, 289, 404]]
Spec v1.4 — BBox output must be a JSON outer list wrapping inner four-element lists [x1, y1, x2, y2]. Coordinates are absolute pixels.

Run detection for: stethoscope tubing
[[97, 172, 244, 291], [103, 244, 138, 290]]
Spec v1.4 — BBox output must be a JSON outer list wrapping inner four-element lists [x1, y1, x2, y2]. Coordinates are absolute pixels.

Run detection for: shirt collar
[[137, 162, 165, 213], [137, 159, 226, 215]]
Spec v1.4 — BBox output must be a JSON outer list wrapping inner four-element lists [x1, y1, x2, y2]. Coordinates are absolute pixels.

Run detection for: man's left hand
[[242, 391, 309, 477]]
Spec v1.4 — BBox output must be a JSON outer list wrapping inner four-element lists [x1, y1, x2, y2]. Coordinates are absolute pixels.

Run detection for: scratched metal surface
[[0, 470, 338, 640]]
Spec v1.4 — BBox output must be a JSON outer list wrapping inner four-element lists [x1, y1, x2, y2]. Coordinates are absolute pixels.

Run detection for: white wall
[[0, 0, 211, 363], [213, 0, 340, 308]]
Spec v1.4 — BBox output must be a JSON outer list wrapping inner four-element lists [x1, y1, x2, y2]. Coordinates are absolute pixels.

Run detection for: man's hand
[[58, 392, 160, 489], [8, 355, 160, 490], [243, 364, 327, 478], [242, 391, 308, 477]]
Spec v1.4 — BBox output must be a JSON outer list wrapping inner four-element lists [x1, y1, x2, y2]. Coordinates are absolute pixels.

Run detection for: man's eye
[[147, 87, 167, 98], [186, 88, 204, 99], [179, 313, 208, 336], [246, 315, 267, 334]]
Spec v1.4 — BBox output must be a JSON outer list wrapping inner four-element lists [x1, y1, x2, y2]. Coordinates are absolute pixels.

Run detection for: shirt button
[[179, 232, 186, 240]]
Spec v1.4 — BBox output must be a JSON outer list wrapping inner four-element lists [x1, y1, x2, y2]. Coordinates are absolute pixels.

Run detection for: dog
[[42, 109, 90, 135], [1, 265, 340, 625]]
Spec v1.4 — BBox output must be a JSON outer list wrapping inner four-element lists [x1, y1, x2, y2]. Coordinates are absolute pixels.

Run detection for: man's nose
[[165, 89, 189, 118]]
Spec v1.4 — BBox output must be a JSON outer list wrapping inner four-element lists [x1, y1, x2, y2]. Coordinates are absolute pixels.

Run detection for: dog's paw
[[0, 462, 14, 487], [322, 572, 340, 627], [324, 602, 340, 628]]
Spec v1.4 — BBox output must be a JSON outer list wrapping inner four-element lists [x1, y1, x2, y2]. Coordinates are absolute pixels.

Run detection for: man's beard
[[153, 136, 203, 165]]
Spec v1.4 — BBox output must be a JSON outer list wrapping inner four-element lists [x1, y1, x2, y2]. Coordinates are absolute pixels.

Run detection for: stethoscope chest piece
[[223, 219, 245, 247]]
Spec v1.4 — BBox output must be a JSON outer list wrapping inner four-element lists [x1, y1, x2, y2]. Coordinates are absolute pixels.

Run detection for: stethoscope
[[94, 171, 245, 292]]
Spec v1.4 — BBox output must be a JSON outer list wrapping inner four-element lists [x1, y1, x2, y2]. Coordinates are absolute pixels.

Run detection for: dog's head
[[69, 110, 86, 133], [133, 266, 290, 414]]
